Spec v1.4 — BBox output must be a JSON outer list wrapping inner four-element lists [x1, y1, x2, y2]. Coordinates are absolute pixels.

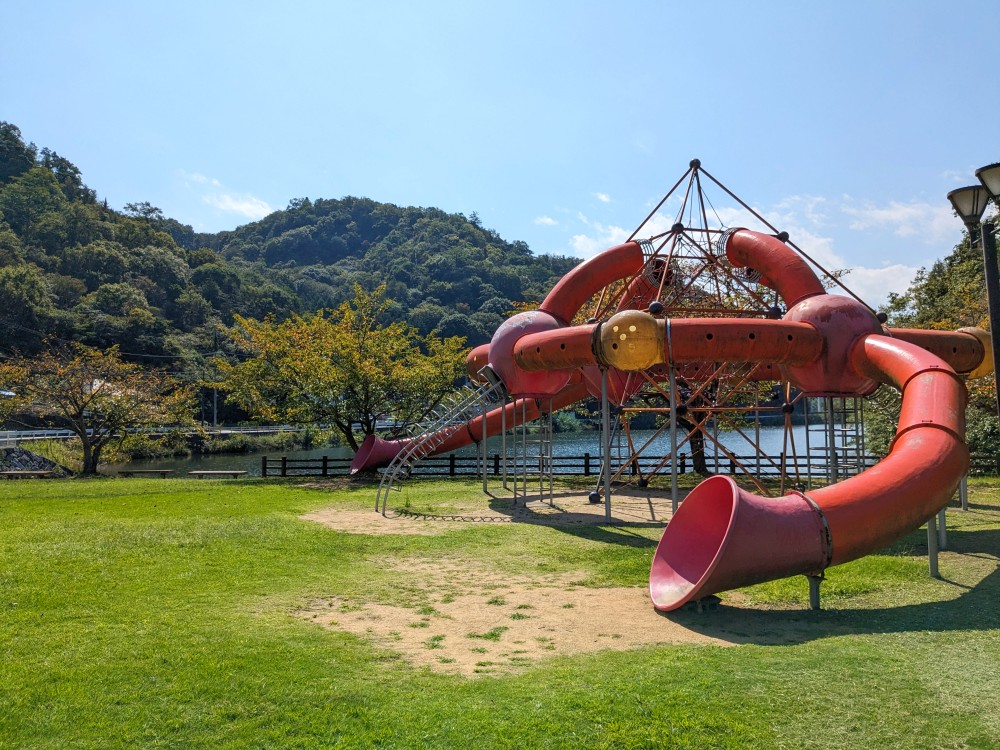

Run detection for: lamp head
[[947, 185, 990, 230], [976, 162, 1000, 203]]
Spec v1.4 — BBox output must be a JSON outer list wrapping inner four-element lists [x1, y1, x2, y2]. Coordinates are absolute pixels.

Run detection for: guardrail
[[0, 429, 77, 446], [0, 425, 308, 447]]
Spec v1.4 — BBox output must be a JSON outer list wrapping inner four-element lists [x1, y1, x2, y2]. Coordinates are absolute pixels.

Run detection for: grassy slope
[[1, 477, 998, 749]]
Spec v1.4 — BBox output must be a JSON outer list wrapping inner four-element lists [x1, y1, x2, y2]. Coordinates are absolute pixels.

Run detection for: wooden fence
[[260, 451, 1000, 479], [261, 452, 881, 479]]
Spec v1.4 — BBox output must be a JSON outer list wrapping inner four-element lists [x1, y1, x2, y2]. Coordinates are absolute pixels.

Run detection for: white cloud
[[941, 168, 969, 185], [841, 198, 954, 244], [179, 169, 271, 221], [569, 218, 628, 258], [179, 169, 221, 187], [594, 192, 611, 203], [534, 215, 558, 226], [203, 193, 274, 220], [833, 263, 920, 308], [773, 194, 829, 227], [707, 201, 913, 305], [563, 186, 928, 307]]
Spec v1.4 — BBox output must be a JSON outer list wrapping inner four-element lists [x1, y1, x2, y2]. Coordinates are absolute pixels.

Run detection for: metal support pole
[[937, 507, 947, 551], [804, 396, 814, 489], [601, 368, 612, 520], [979, 221, 1000, 418], [481, 399, 488, 493], [669, 367, 679, 514], [807, 575, 822, 610], [501, 394, 508, 490], [927, 515, 940, 578], [826, 397, 839, 483], [522, 400, 529, 500]]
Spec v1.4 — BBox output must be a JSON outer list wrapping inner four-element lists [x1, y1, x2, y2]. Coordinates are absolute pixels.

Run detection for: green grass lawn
[[1, 476, 998, 749]]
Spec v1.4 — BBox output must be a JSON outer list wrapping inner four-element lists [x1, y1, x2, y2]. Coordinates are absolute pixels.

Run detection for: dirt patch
[[301, 508, 473, 536], [301, 582, 729, 677], [302, 484, 679, 537], [297, 491, 827, 677]]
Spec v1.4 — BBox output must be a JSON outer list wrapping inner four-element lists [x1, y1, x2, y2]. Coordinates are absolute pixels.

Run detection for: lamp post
[[948, 178, 1000, 417]]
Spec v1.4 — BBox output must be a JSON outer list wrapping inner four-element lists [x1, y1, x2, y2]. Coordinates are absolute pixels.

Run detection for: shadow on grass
[[662, 526, 1000, 645]]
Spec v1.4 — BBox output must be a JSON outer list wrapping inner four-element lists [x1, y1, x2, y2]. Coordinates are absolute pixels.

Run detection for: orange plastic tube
[[725, 229, 825, 308], [349, 380, 590, 473], [886, 327, 985, 376], [816, 334, 968, 563], [513, 316, 823, 372], [539, 241, 644, 324], [663, 319, 822, 366], [465, 343, 492, 381]]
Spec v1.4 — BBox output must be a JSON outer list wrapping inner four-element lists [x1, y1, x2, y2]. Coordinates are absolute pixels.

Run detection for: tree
[[0, 166, 67, 239], [878, 231, 999, 455], [123, 201, 165, 224], [219, 284, 467, 450], [37, 148, 95, 203], [0, 122, 36, 184], [0, 264, 55, 354], [0, 343, 195, 474]]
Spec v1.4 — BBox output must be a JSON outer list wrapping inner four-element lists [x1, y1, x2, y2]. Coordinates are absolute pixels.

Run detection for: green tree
[[880, 231, 998, 455], [0, 264, 54, 353], [0, 343, 194, 474], [0, 166, 67, 239], [219, 285, 467, 450], [0, 122, 36, 184], [37, 148, 95, 203]]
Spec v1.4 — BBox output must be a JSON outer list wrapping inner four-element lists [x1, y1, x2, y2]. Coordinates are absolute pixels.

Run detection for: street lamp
[[975, 162, 1000, 202], [949, 166, 1000, 417]]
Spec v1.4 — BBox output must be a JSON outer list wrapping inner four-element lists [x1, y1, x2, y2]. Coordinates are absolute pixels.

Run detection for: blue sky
[[3, 1, 1000, 306]]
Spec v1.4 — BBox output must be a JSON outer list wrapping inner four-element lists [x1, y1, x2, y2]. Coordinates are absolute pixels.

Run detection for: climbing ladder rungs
[[376, 379, 506, 513]]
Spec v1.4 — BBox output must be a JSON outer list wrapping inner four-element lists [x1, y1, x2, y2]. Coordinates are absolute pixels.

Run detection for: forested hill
[[199, 196, 578, 341], [0, 121, 578, 367]]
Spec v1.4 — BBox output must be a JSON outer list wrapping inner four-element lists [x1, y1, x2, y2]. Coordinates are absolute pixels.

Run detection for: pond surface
[[109, 424, 820, 477]]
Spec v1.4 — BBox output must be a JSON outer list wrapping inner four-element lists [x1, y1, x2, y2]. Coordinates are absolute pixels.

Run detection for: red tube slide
[[350, 380, 589, 474], [649, 334, 968, 610]]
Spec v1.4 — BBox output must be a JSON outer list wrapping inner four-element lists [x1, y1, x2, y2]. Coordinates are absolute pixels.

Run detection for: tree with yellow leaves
[[0, 342, 195, 474], [218, 285, 467, 451]]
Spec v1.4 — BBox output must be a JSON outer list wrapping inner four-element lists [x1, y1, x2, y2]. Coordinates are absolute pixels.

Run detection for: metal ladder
[[375, 379, 506, 514]]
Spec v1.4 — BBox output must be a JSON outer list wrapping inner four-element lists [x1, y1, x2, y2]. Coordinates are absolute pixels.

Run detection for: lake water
[[111, 423, 822, 477]]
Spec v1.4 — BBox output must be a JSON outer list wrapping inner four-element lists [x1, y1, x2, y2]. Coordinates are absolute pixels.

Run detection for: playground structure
[[351, 160, 993, 611]]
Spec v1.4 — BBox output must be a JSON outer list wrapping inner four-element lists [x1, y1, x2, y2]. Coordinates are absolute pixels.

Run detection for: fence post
[[493, 453, 500, 476], [261, 455, 268, 478], [584, 452, 591, 476], [679, 453, 687, 474], [322, 455, 328, 477], [281, 456, 287, 477], [449, 454, 456, 476]]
